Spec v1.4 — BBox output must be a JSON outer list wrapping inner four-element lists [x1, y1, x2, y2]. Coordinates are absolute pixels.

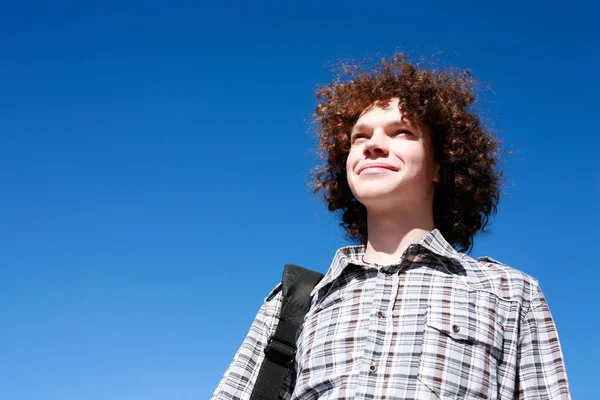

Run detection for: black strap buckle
[[264, 336, 296, 367]]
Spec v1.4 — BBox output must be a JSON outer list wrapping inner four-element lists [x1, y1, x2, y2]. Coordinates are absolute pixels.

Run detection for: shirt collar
[[310, 229, 464, 296]]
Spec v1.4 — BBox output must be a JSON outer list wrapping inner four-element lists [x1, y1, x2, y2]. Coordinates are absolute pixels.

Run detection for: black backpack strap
[[250, 264, 324, 400]]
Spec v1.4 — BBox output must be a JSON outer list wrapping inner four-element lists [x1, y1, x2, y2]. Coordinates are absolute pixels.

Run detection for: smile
[[358, 164, 399, 174]]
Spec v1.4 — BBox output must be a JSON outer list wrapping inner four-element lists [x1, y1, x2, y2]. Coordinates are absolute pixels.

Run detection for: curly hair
[[313, 53, 502, 252]]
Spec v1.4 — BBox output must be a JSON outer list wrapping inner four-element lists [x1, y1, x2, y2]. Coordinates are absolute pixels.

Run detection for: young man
[[212, 54, 571, 399]]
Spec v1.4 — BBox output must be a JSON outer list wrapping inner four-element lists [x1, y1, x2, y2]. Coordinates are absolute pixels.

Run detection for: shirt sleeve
[[211, 285, 294, 400], [517, 286, 571, 399]]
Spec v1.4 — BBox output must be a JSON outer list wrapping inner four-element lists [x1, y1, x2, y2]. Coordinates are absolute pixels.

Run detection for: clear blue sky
[[1, 1, 598, 399]]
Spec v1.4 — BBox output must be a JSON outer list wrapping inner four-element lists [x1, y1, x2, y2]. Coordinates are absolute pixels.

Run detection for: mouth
[[358, 163, 399, 174]]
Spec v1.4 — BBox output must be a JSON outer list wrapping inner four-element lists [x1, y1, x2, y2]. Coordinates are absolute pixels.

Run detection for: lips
[[358, 163, 399, 174]]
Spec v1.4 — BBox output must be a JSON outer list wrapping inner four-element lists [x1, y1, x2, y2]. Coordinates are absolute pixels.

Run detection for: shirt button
[[368, 363, 377, 373], [452, 324, 460, 333], [376, 311, 385, 318]]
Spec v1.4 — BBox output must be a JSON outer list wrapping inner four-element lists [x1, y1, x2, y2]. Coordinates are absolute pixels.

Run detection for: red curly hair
[[313, 53, 502, 252]]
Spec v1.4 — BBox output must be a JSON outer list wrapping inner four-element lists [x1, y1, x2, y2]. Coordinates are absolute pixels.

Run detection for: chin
[[354, 190, 398, 206], [354, 183, 400, 198]]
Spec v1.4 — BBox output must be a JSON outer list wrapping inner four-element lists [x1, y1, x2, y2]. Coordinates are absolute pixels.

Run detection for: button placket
[[375, 270, 393, 322], [361, 269, 390, 382]]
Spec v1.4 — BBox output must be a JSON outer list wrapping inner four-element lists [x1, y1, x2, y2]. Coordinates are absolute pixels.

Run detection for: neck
[[363, 208, 435, 266]]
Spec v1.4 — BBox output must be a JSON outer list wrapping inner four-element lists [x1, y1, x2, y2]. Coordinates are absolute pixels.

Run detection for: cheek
[[346, 148, 359, 172], [346, 156, 355, 185], [402, 148, 435, 177], [345, 151, 360, 192]]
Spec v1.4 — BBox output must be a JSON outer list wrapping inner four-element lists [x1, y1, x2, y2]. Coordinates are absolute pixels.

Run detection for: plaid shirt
[[212, 230, 570, 399]]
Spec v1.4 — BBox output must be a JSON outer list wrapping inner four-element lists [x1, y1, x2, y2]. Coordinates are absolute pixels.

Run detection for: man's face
[[346, 98, 440, 213]]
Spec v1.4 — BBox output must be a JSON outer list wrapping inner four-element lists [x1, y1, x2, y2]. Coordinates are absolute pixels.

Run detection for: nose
[[363, 130, 389, 157]]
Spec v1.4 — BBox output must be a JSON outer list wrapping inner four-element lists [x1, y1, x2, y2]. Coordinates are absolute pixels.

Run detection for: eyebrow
[[351, 120, 415, 133]]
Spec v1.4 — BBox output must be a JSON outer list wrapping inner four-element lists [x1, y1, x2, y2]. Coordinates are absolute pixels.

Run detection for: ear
[[433, 163, 441, 183]]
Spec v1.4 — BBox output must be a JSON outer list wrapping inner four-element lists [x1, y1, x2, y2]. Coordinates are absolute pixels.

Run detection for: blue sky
[[1, 1, 598, 399]]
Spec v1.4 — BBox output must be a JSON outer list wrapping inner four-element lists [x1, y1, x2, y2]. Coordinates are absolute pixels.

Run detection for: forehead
[[354, 98, 413, 129]]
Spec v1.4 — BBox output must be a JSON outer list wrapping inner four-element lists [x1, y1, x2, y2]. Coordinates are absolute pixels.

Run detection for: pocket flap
[[426, 297, 504, 351]]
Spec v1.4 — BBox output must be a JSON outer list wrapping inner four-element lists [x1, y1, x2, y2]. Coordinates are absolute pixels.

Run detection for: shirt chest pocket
[[418, 293, 506, 399]]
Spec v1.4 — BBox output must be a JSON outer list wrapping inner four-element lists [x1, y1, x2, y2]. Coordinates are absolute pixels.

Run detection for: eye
[[394, 129, 414, 138], [351, 133, 368, 144]]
